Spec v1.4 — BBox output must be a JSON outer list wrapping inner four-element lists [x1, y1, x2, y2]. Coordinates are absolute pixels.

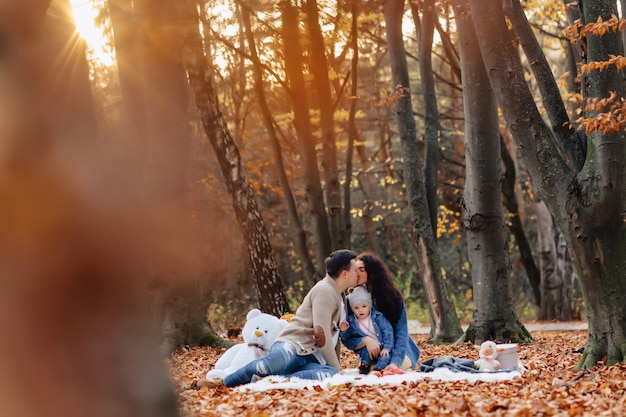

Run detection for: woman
[[352, 252, 420, 371]]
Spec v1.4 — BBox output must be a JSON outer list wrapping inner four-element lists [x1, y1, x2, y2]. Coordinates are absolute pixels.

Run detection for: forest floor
[[167, 326, 626, 416]]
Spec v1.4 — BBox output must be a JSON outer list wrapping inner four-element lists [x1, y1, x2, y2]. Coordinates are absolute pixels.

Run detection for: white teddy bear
[[206, 308, 288, 379], [474, 340, 502, 371]]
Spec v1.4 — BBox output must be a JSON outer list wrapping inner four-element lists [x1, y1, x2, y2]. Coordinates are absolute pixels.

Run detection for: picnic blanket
[[233, 357, 524, 392]]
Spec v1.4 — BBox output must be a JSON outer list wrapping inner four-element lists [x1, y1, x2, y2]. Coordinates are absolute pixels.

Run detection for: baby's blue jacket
[[340, 308, 394, 368]]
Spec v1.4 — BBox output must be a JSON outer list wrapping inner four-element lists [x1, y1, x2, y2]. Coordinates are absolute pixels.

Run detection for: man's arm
[[311, 288, 341, 370]]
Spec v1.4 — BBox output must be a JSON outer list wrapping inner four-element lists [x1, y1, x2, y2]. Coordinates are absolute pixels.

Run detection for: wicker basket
[[497, 343, 518, 370]]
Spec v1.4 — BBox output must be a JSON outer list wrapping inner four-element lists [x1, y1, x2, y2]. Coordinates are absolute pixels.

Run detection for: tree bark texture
[[536, 199, 573, 321], [500, 135, 541, 306], [280, 0, 332, 276], [183, 0, 289, 318], [454, 0, 532, 344], [382, 0, 462, 342], [468, 0, 626, 365], [343, 0, 359, 246], [416, 0, 440, 238], [305, 0, 348, 250]]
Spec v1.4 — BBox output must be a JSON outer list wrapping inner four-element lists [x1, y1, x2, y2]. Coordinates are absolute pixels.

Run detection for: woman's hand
[[363, 336, 380, 359]]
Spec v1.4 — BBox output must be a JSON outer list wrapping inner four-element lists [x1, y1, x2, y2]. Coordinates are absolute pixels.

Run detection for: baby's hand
[[339, 321, 349, 332], [380, 349, 390, 357]]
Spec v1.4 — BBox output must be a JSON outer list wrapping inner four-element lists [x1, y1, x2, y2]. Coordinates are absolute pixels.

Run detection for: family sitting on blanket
[[194, 250, 421, 389]]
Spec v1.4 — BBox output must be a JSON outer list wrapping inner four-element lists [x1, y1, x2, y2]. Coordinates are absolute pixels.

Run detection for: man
[[196, 249, 358, 388]]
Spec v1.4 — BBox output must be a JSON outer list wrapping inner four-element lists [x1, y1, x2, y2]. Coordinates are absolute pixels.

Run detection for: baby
[[340, 286, 394, 374]]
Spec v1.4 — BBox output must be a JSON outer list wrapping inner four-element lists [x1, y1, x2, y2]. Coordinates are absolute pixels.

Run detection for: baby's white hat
[[348, 286, 372, 308]]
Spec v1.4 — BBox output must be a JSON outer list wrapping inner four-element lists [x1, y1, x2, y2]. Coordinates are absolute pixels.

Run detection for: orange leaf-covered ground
[[167, 330, 626, 416]]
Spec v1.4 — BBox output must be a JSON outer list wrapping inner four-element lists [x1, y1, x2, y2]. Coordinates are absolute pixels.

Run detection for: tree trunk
[[414, 0, 440, 237], [500, 135, 541, 306], [566, 0, 626, 368], [556, 239, 575, 320], [109, 0, 144, 145], [454, 0, 532, 344], [622, 0, 626, 54], [305, 0, 347, 250], [183, 0, 289, 318], [536, 199, 573, 321], [279, 0, 332, 276], [0, 1, 179, 415], [503, 0, 585, 170], [468, 0, 626, 366], [343, 0, 359, 246], [563, 0, 582, 115], [241, 4, 316, 289], [382, 0, 462, 342], [124, 0, 217, 356]]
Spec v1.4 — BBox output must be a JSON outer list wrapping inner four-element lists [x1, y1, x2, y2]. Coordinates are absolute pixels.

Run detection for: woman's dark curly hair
[[357, 252, 403, 324]]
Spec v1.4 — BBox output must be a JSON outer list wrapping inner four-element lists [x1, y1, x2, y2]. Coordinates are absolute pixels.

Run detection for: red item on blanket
[[382, 368, 405, 376]]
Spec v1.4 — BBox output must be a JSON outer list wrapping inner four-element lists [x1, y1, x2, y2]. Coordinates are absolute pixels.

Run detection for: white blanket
[[234, 365, 524, 392]]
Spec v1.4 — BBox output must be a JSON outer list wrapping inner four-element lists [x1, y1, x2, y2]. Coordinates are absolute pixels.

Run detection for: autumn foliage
[[168, 331, 626, 416], [564, 15, 626, 134]]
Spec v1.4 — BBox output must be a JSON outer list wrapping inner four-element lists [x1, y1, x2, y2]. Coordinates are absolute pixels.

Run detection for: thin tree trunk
[[536, 199, 573, 320], [305, 0, 347, 250], [555, 237, 574, 321], [503, 0, 585, 170], [413, 0, 440, 237], [356, 174, 384, 254], [109, 0, 144, 146], [279, 0, 331, 275], [183, 0, 289, 317], [343, 0, 359, 245], [241, 4, 316, 289], [622, 0, 626, 54], [383, 0, 462, 342], [563, 0, 581, 115], [500, 135, 541, 306]]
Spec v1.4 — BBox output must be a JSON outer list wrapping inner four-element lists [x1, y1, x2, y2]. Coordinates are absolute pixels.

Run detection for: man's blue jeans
[[223, 341, 338, 387]]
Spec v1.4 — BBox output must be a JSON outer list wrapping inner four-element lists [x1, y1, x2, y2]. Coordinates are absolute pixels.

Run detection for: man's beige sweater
[[276, 275, 343, 371]]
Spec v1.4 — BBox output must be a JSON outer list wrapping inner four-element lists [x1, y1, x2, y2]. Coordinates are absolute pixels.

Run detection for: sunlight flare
[[69, 0, 114, 66]]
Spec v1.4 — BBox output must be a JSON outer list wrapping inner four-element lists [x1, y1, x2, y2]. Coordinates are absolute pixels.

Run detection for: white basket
[[497, 343, 518, 370]]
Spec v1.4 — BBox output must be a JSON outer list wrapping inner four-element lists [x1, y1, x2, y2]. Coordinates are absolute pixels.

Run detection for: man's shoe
[[313, 325, 326, 347], [194, 378, 224, 389], [358, 364, 370, 375]]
